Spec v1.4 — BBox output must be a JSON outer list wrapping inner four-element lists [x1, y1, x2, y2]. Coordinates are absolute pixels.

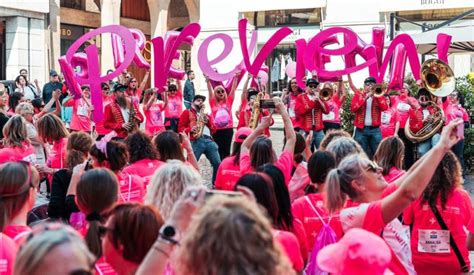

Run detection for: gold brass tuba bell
[[421, 58, 455, 97]]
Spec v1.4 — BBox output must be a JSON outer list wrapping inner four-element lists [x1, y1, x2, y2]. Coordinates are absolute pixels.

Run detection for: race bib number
[[397, 102, 411, 112], [381, 112, 391, 124], [288, 108, 295, 118], [418, 229, 450, 253], [77, 103, 89, 117], [22, 153, 36, 164], [323, 111, 335, 121], [422, 109, 430, 120]]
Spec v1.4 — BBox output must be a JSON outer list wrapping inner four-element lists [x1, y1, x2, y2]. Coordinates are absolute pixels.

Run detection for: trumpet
[[319, 83, 334, 101], [371, 84, 385, 97], [421, 58, 455, 97]]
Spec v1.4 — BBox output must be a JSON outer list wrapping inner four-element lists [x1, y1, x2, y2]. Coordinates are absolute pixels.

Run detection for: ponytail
[[84, 217, 103, 258], [326, 169, 346, 214]]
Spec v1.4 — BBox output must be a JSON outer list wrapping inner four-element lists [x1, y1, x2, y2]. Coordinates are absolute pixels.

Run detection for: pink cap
[[234, 127, 252, 143], [317, 228, 391, 275], [0, 233, 18, 275]]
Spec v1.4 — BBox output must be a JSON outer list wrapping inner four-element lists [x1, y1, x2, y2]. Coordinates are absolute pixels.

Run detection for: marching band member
[[103, 84, 144, 140], [394, 84, 418, 168], [349, 76, 388, 159], [178, 95, 221, 184], [295, 78, 329, 151], [237, 88, 273, 137]]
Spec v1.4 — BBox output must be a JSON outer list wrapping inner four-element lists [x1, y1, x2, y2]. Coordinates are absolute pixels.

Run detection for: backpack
[[304, 196, 338, 275]]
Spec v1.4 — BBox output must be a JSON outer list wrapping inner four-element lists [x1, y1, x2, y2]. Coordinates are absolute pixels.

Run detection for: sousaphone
[[404, 58, 454, 143]]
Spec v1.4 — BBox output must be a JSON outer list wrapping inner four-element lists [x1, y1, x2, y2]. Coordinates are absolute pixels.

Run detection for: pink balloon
[[58, 56, 82, 99], [286, 62, 296, 78], [65, 25, 136, 121], [239, 18, 292, 76], [295, 39, 308, 90], [209, 66, 247, 94], [70, 52, 88, 79], [130, 28, 151, 69], [437, 33, 451, 63], [387, 44, 408, 91], [371, 27, 385, 68], [111, 33, 125, 68], [152, 23, 201, 91]]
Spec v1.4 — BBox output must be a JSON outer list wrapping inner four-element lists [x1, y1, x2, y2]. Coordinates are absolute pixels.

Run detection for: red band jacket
[[103, 101, 144, 138], [294, 93, 329, 132], [178, 108, 216, 141], [350, 92, 388, 129]]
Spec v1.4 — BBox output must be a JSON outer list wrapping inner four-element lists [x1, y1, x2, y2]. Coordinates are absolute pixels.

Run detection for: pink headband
[[95, 131, 117, 158]]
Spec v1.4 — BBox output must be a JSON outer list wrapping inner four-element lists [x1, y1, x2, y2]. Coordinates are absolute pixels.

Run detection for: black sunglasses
[[308, 85, 317, 88]]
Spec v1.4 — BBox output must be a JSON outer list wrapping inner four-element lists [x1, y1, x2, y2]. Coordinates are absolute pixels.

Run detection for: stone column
[[100, 0, 122, 73], [148, 0, 170, 38], [5, 16, 29, 80], [49, 0, 61, 77]]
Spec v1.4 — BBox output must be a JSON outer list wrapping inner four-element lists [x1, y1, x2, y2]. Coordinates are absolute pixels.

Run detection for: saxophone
[[193, 106, 206, 139], [249, 92, 263, 129], [128, 97, 139, 133]]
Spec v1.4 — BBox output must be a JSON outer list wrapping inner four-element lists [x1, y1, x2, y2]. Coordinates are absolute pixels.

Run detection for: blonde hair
[[2, 115, 29, 147], [145, 160, 202, 219], [14, 223, 95, 275], [326, 154, 371, 213], [175, 196, 294, 275], [15, 102, 34, 116]]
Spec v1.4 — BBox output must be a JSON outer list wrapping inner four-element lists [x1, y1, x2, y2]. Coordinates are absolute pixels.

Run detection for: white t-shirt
[[364, 97, 373, 126]]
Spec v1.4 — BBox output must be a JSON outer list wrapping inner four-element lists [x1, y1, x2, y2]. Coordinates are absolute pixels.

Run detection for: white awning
[[379, 0, 471, 12], [237, 0, 326, 12], [409, 22, 474, 54]]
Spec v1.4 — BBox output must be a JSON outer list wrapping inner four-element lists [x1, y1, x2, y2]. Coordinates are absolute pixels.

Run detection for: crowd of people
[[0, 66, 472, 275]]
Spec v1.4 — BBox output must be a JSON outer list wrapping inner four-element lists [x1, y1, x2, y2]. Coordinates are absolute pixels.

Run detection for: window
[[60, 0, 85, 10], [243, 8, 322, 28]]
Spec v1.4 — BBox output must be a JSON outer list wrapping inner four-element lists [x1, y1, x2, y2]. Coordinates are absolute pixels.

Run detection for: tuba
[[320, 83, 334, 101], [249, 92, 263, 129], [404, 58, 454, 142], [192, 106, 206, 139]]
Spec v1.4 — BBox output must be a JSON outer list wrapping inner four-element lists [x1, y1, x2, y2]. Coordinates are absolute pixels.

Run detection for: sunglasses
[[308, 85, 317, 88], [102, 87, 110, 90], [216, 89, 225, 94], [130, 80, 137, 83], [365, 162, 381, 173]]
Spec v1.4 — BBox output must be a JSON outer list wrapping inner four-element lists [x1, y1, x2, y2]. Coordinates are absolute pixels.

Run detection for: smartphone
[[260, 99, 275, 109], [205, 190, 242, 200], [84, 159, 93, 171]]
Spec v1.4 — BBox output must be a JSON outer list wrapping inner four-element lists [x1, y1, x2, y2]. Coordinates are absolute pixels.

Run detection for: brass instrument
[[404, 58, 454, 142], [421, 58, 455, 97], [127, 97, 139, 133], [371, 84, 385, 97], [192, 106, 206, 139], [320, 83, 334, 101], [249, 92, 263, 129]]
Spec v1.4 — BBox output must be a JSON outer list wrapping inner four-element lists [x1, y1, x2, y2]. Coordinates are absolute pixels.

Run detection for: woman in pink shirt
[[282, 78, 304, 131], [380, 94, 400, 139], [89, 134, 146, 203], [63, 86, 93, 133], [0, 162, 39, 245], [205, 72, 238, 160], [36, 113, 69, 174], [325, 120, 461, 275], [394, 84, 418, 169], [153, 130, 199, 171], [143, 88, 167, 136], [322, 79, 347, 132], [123, 131, 163, 187], [292, 150, 343, 259], [374, 136, 406, 183], [95, 82, 113, 138], [0, 115, 36, 164], [163, 82, 183, 132], [101, 203, 163, 275], [404, 152, 474, 275], [446, 91, 469, 174], [215, 127, 252, 191], [235, 173, 304, 272], [288, 133, 312, 201], [240, 97, 296, 185]]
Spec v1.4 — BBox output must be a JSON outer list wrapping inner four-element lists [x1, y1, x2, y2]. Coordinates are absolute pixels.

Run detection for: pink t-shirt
[[164, 91, 183, 119], [239, 150, 294, 185], [273, 229, 304, 272], [144, 102, 166, 136], [95, 257, 117, 275], [210, 96, 234, 130], [47, 138, 67, 169], [444, 103, 469, 139], [3, 224, 31, 246], [96, 96, 113, 136], [67, 98, 92, 132], [403, 188, 474, 275], [0, 234, 17, 275], [288, 162, 310, 202], [286, 93, 300, 128], [394, 96, 415, 128], [291, 193, 344, 255], [116, 172, 146, 203], [0, 143, 36, 164], [322, 95, 343, 124], [384, 167, 405, 183], [380, 107, 398, 138], [340, 201, 414, 275], [122, 159, 163, 187], [214, 156, 241, 191]]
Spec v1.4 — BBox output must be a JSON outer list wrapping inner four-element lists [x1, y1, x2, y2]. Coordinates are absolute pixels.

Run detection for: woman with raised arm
[[205, 72, 239, 160], [240, 97, 296, 185], [142, 88, 168, 136], [282, 77, 304, 132], [325, 120, 461, 274], [322, 78, 347, 132]]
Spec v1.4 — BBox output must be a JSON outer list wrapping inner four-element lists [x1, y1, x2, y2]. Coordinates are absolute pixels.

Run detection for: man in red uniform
[[178, 95, 221, 184], [295, 78, 329, 151], [103, 84, 144, 140], [349, 76, 388, 158]]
